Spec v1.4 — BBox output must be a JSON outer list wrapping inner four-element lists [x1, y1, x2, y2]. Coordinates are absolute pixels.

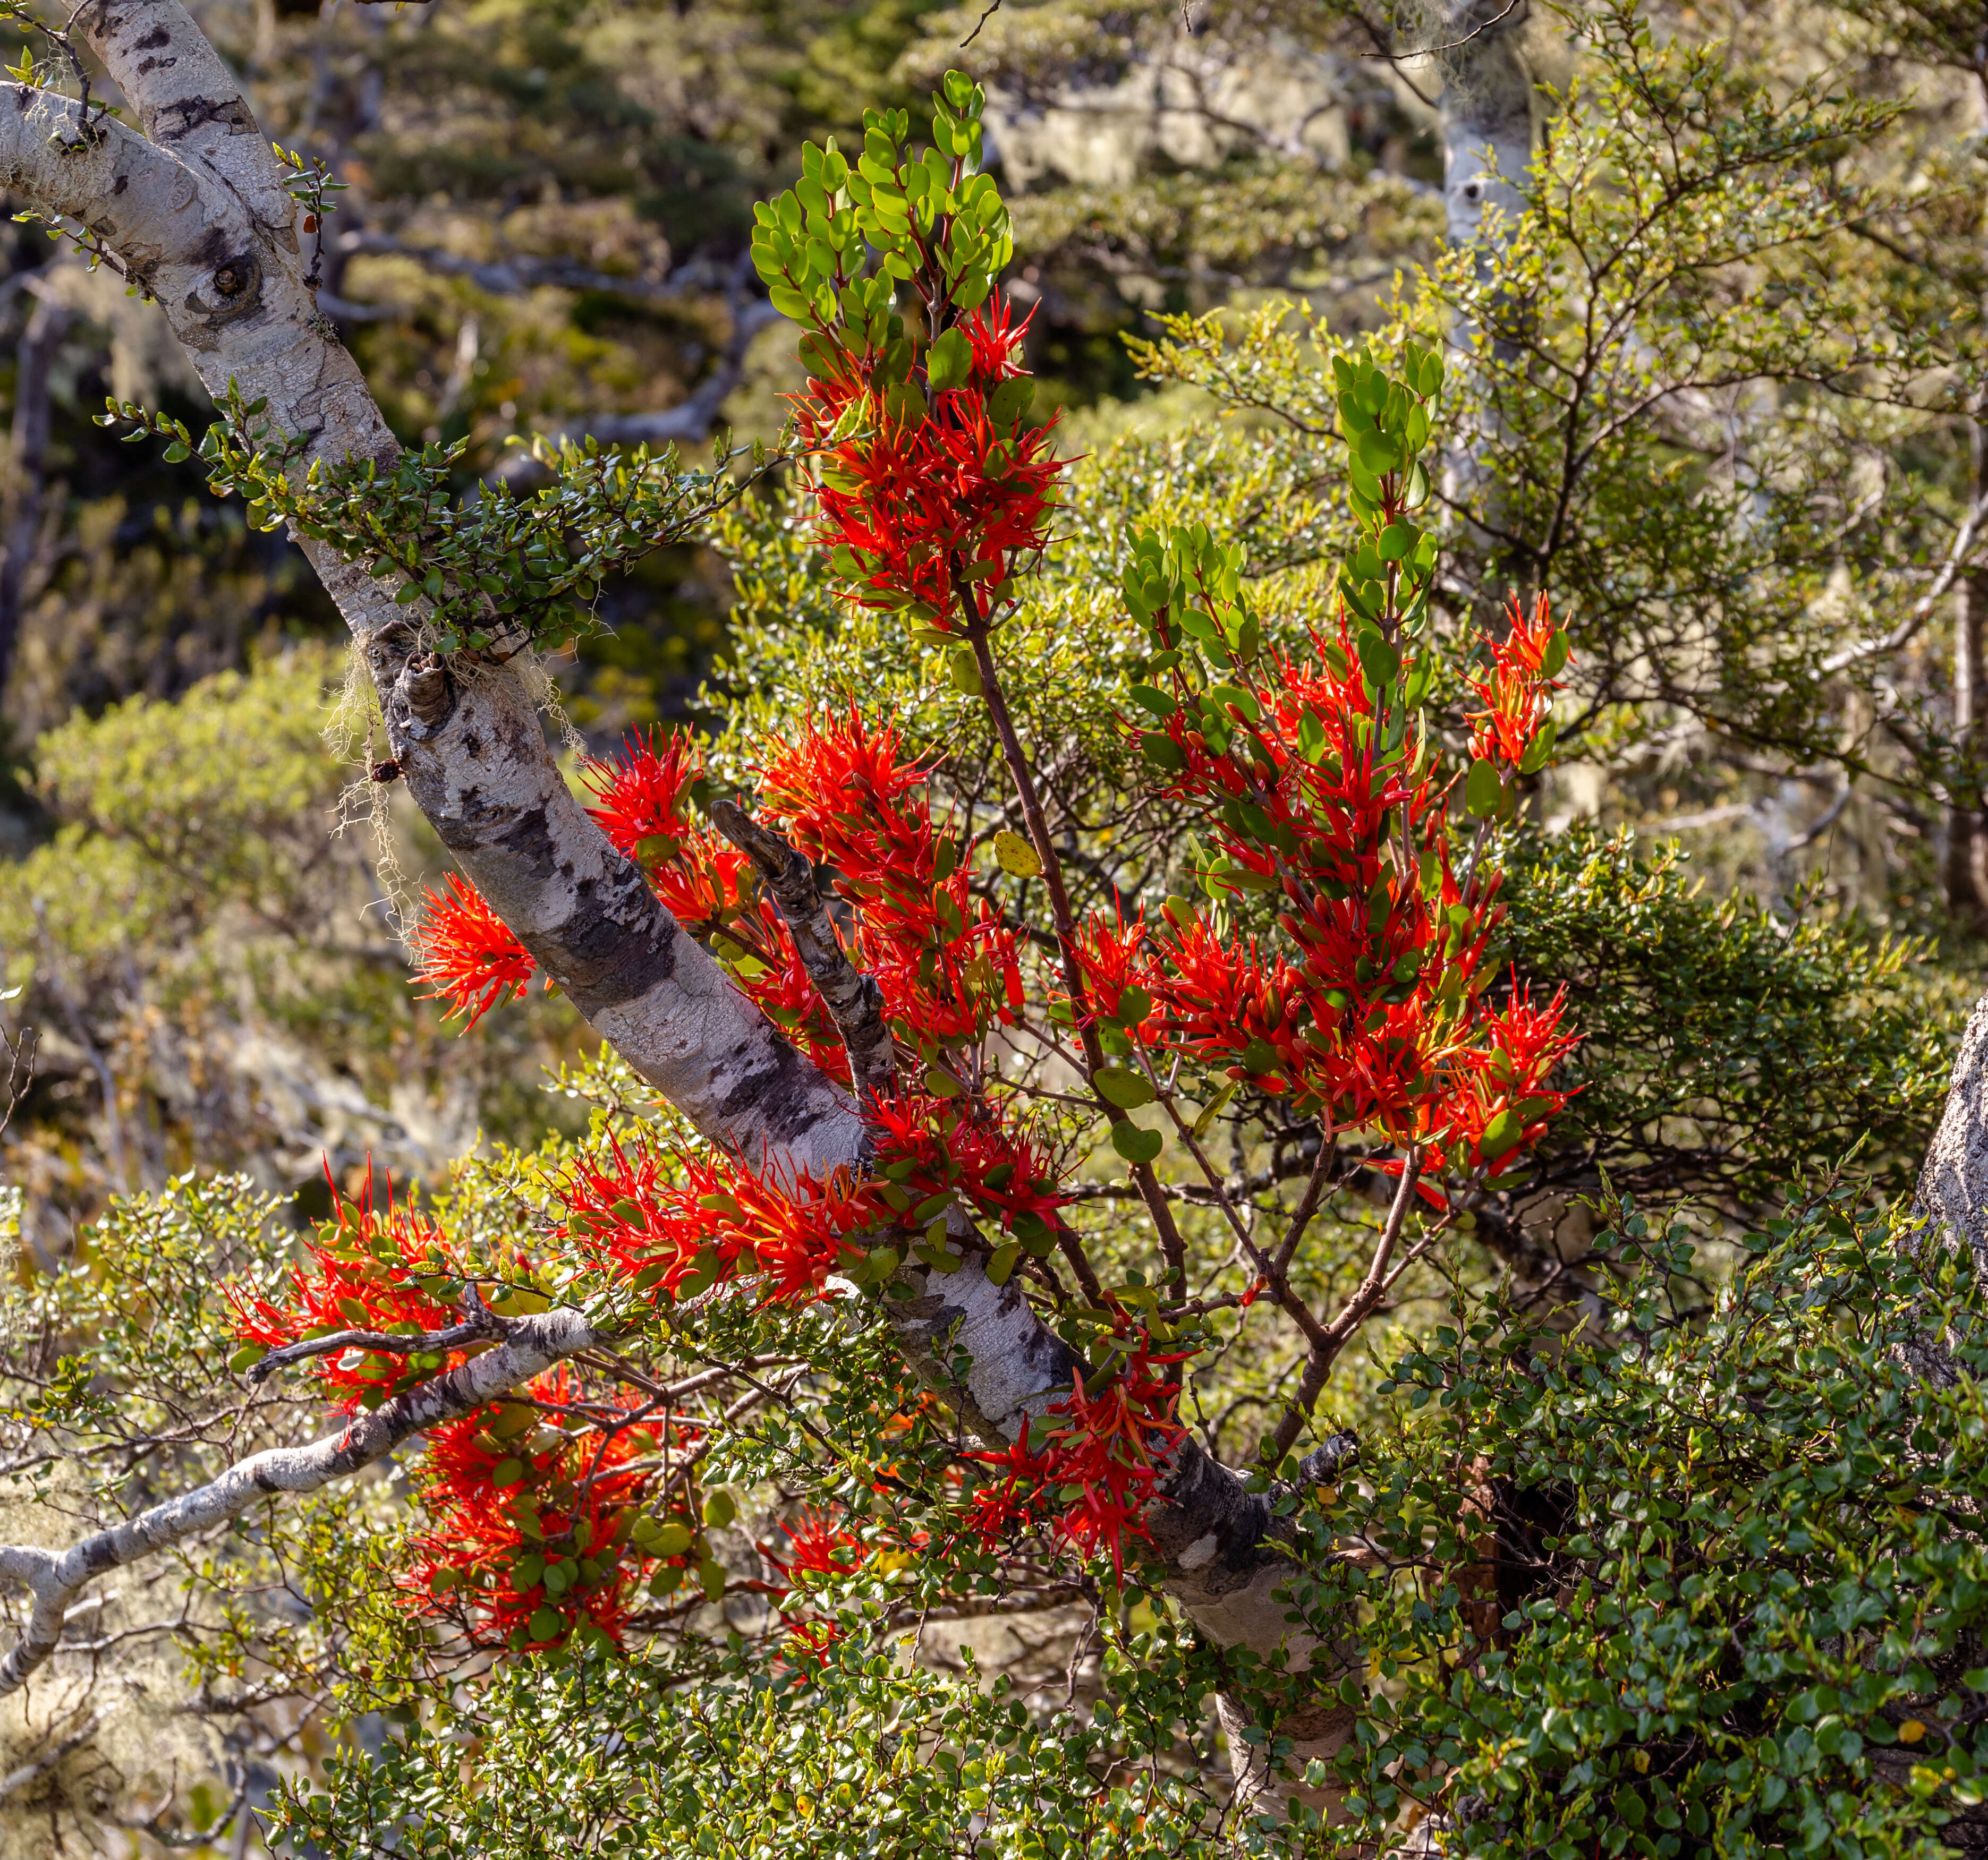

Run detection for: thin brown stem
[[1265, 1148, 1428, 1462], [964, 611, 1187, 1304]]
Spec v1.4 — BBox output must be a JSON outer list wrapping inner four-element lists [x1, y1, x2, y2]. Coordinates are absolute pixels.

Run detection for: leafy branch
[[97, 385, 792, 656]]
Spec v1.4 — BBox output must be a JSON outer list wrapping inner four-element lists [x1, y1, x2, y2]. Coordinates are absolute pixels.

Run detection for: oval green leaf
[[1110, 1122, 1163, 1165], [1094, 1067, 1154, 1110], [1465, 756, 1505, 818]]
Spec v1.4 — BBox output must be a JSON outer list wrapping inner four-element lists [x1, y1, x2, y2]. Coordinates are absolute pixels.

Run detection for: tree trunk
[[1435, 0, 1537, 590], [1948, 413, 1988, 929]]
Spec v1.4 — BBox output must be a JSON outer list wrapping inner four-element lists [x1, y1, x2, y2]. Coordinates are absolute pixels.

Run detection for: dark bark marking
[[133, 25, 169, 49], [541, 878, 683, 1012], [154, 93, 258, 143], [710, 1036, 836, 1143]]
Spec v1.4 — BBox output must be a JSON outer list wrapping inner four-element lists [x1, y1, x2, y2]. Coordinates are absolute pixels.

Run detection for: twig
[[1360, 0, 1525, 62], [961, 0, 1002, 47], [0, 1713, 98, 1800], [963, 602, 1181, 1304], [1267, 1149, 1429, 1461], [1823, 484, 1988, 673], [245, 1301, 510, 1386], [0, 1017, 33, 1139]]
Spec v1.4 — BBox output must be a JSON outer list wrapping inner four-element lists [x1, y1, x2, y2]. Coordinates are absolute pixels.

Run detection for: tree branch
[[0, 1, 1352, 1747], [0, 1307, 598, 1695], [708, 799, 897, 1109]]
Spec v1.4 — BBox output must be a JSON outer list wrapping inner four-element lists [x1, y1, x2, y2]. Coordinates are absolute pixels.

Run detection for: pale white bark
[[0, 3, 1337, 1767], [1436, 0, 1533, 256], [1917, 988, 1988, 1273], [1435, 0, 1536, 554]]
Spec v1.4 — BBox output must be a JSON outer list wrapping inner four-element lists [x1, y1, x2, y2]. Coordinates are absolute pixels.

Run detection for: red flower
[[758, 713, 1025, 1050], [1471, 591, 1564, 766], [402, 1368, 685, 1650], [581, 727, 701, 856], [224, 1167, 471, 1412], [791, 295, 1065, 631], [411, 874, 536, 1028], [561, 1136, 874, 1307], [957, 1328, 1188, 1580], [772, 1509, 862, 1580]]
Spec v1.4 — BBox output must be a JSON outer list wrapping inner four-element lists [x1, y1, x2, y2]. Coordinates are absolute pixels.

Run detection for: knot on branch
[[1296, 1431, 1360, 1488], [186, 252, 262, 325], [400, 653, 454, 731]]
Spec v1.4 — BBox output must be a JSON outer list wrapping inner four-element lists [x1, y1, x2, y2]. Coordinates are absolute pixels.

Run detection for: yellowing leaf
[[991, 830, 1041, 877]]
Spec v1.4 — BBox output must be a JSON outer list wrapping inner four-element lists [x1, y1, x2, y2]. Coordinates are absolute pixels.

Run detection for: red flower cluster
[[962, 1326, 1188, 1581], [403, 1368, 694, 1650], [415, 718, 1027, 1092], [562, 1083, 1072, 1310], [759, 712, 1024, 1054], [1099, 609, 1576, 1175], [791, 294, 1063, 630], [225, 1168, 470, 1412], [411, 874, 536, 1029], [563, 1138, 876, 1305], [1472, 591, 1567, 766]]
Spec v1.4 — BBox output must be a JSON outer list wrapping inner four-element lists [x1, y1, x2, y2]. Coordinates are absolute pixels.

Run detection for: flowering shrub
[[238, 72, 1575, 1658]]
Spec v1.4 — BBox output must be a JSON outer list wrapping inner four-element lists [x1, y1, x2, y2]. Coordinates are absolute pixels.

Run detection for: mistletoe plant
[[237, 74, 1577, 1661]]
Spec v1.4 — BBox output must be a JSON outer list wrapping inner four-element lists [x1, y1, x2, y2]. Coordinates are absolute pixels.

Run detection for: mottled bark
[[708, 798, 898, 1109], [1435, 0, 1536, 567], [1437, 0, 1533, 261], [1917, 988, 1988, 1276], [1948, 413, 1988, 929]]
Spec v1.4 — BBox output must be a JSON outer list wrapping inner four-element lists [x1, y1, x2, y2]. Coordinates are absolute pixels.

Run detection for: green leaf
[[1110, 1122, 1162, 1165], [227, 1343, 268, 1374], [1356, 428, 1399, 475], [1465, 757, 1505, 817], [1093, 1067, 1154, 1110], [1141, 731, 1187, 773], [1240, 1037, 1280, 1073], [1480, 1107, 1525, 1159], [1356, 628, 1400, 689], [925, 327, 973, 394], [528, 1607, 563, 1642], [651, 1522, 693, 1557], [1115, 984, 1153, 1022]]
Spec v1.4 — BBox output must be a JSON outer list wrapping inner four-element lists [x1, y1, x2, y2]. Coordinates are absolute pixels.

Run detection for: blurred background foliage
[[5, 0, 1988, 1848]]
